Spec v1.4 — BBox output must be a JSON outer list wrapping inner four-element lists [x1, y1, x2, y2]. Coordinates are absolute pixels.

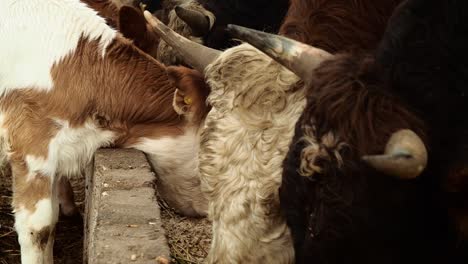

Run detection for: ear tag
[[184, 96, 193, 105]]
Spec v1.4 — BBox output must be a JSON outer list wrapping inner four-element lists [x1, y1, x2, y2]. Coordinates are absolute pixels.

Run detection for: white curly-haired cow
[[143, 12, 332, 263], [0, 1, 208, 263]]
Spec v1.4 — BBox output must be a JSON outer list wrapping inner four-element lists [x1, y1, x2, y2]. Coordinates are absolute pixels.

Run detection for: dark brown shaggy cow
[[227, 0, 468, 262]]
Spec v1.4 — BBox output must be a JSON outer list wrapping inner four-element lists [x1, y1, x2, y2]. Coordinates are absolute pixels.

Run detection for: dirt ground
[[157, 198, 212, 264], [0, 159, 212, 264]]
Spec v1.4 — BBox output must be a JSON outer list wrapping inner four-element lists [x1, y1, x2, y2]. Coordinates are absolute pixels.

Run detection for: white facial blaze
[[0, 0, 117, 95]]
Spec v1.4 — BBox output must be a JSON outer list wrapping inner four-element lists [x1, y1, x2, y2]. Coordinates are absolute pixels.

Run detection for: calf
[[55, 0, 207, 219], [228, 0, 468, 262], [0, 1, 207, 262]]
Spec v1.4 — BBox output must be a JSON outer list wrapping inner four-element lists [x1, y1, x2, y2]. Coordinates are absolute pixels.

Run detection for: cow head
[[226, 24, 428, 180]]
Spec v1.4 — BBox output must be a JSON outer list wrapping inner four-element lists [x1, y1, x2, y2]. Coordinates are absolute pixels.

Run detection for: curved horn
[[226, 24, 333, 85], [175, 6, 210, 37], [143, 11, 220, 72], [362, 129, 428, 179]]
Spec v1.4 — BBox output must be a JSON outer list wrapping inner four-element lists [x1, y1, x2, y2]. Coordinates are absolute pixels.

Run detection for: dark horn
[[143, 10, 220, 72], [362, 129, 428, 179], [175, 5, 210, 37], [226, 24, 332, 84]]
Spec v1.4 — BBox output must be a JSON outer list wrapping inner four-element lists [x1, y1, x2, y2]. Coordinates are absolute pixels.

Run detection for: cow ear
[[119, 6, 148, 44], [166, 66, 186, 90], [172, 88, 191, 115], [167, 67, 190, 115]]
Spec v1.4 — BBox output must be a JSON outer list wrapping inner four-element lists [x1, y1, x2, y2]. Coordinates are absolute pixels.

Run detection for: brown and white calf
[[0, 1, 206, 263]]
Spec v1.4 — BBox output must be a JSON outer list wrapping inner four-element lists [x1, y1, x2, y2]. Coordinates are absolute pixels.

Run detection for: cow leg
[[12, 160, 59, 264], [57, 176, 78, 216]]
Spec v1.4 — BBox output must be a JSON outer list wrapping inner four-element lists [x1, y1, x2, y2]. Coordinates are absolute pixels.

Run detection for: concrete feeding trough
[[84, 149, 170, 264]]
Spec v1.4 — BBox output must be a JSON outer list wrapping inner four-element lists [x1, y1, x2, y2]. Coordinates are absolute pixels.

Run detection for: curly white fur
[[199, 44, 304, 263]]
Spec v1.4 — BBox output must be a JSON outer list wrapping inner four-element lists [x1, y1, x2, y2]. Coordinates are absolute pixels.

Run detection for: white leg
[[12, 164, 59, 264]]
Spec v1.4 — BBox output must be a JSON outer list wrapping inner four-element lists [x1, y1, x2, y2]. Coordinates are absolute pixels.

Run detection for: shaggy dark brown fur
[[303, 53, 427, 156], [279, 0, 403, 51], [280, 0, 468, 262], [281, 53, 455, 264]]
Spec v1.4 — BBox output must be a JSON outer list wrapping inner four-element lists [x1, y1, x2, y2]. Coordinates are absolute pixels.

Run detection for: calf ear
[[167, 67, 191, 115], [119, 6, 148, 45], [166, 66, 186, 90]]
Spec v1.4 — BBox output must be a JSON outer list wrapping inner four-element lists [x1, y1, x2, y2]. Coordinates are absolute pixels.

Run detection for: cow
[[144, 11, 301, 263], [226, 0, 468, 262], [156, 0, 289, 65], [42, 0, 206, 220], [0, 1, 208, 262], [85, 0, 210, 219]]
